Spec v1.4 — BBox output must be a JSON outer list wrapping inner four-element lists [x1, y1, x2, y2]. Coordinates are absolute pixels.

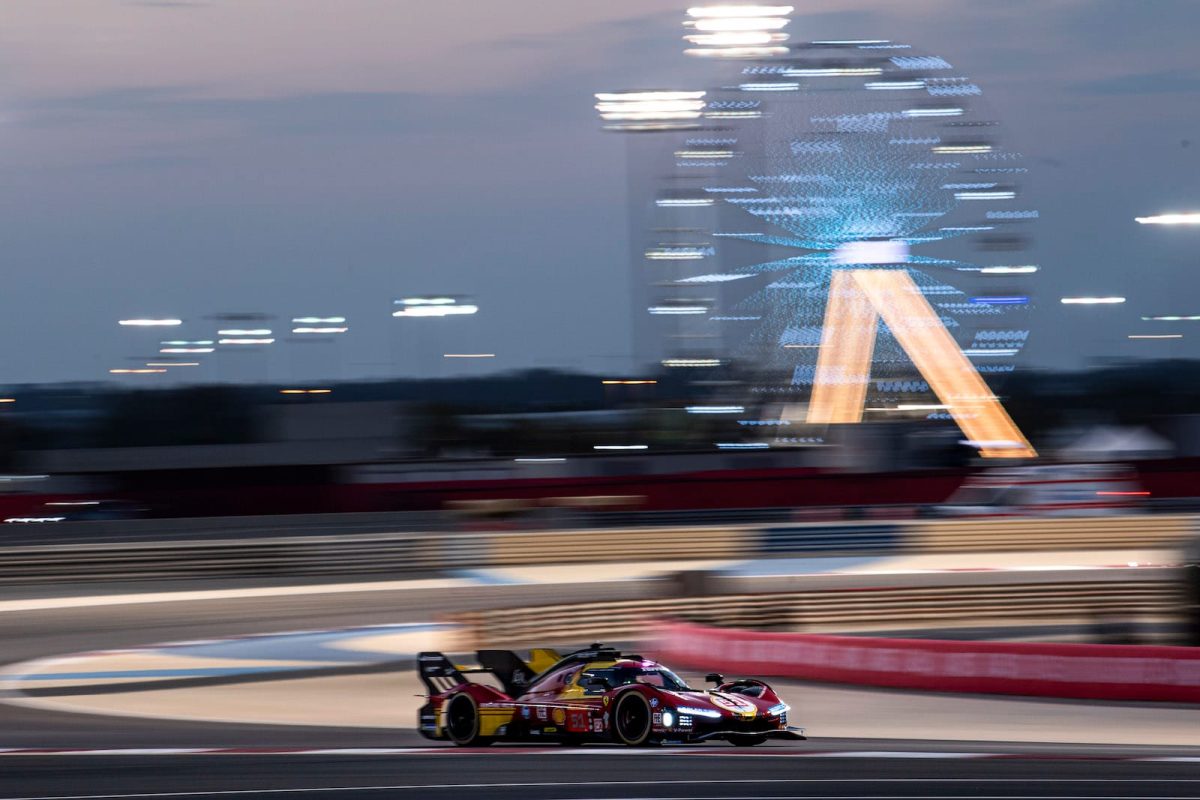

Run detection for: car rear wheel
[[612, 692, 653, 746], [444, 693, 492, 746]]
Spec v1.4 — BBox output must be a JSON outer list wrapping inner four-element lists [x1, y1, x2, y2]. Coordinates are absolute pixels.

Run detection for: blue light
[[969, 296, 1029, 306]]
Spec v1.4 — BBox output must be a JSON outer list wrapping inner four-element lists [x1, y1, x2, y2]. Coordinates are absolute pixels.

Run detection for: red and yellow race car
[[417, 643, 805, 746]]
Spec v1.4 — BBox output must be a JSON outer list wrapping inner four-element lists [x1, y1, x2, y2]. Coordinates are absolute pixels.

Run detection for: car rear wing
[[416, 652, 471, 695], [417, 648, 563, 698]]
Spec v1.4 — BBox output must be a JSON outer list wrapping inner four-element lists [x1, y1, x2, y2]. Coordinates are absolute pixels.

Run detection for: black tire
[[730, 735, 768, 747], [611, 691, 653, 746], [444, 693, 492, 747]]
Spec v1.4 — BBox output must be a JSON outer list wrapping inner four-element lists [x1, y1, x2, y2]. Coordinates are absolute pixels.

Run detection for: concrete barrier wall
[[654, 620, 1200, 703]]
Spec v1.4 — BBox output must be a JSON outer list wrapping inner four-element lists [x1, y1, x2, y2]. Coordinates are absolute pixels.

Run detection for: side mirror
[[705, 673, 724, 687]]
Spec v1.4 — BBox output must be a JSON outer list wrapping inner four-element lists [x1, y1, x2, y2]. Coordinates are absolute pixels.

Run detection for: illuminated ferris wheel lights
[[786, 67, 882, 77]]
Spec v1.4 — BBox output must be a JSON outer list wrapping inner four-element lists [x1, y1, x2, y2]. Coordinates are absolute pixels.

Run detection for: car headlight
[[675, 705, 722, 719], [661, 710, 675, 728], [768, 702, 790, 716]]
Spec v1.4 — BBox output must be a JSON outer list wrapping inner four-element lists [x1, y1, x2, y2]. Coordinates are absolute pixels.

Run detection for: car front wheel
[[611, 692, 653, 746]]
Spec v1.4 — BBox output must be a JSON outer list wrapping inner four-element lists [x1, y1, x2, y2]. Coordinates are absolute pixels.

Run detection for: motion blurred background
[[0, 2, 1199, 786]]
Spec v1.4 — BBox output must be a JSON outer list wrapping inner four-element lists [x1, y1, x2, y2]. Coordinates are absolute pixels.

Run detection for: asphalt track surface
[[3, 583, 1200, 799], [2, 752, 1200, 800]]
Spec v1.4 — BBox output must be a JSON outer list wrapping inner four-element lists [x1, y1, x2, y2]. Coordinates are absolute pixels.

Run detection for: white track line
[[0, 580, 471, 615]]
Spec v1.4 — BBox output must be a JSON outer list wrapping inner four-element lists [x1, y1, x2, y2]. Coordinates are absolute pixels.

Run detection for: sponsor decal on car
[[650, 698, 659, 707], [537, 706, 548, 721], [566, 709, 588, 733], [521, 707, 531, 719], [552, 708, 566, 725], [652, 712, 662, 725], [709, 693, 757, 716]]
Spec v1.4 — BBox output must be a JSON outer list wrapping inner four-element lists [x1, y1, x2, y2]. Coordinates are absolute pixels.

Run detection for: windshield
[[585, 666, 692, 691]]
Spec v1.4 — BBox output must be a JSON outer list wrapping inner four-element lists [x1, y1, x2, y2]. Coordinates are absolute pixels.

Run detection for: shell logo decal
[[552, 708, 566, 725], [709, 692, 757, 717]]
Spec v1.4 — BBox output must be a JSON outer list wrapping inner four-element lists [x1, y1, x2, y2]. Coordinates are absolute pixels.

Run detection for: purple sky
[[1, 0, 1199, 384]]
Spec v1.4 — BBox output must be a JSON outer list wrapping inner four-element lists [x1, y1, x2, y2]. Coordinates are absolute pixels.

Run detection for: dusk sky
[[2, 0, 1199, 385]]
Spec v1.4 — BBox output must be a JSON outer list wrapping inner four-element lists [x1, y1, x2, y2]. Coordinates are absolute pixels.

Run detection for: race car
[[416, 643, 804, 746]]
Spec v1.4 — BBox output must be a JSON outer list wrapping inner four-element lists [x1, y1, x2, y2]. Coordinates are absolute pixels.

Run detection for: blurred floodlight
[[716, 442, 769, 449], [593, 444, 649, 450], [443, 353, 495, 358], [738, 82, 799, 91], [676, 274, 751, 283], [1060, 297, 1126, 305], [160, 347, 214, 354], [292, 327, 349, 334], [161, 340, 214, 346], [280, 388, 332, 394], [686, 5, 793, 17], [5, 517, 66, 523], [959, 439, 1025, 450], [0, 398, 14, 404], [662, 358, 722, 367], [146, 362, 200, 367], [686, 46, 788, 58], [514, 458, 567, 463], [684, 31, 785, 46], [932, 144, 992, 154], [656, 198, 714, 208], [601, 379, 657, 385], [109, 368, 167, 374], [866, 80, 926, 90], [219, 338, 275, 345], [1135, 213, 1200, 225], [119, 318, 182, 327], [595, 90, 706, 128], [955, 190, 1016, 200], [692, 16, 788, 31], [963, 348, 1020, 357], [832, 240, 909, 265], [979, 266, 1038, 274], [649, 305, 708, 315], [217, 328, 272, 336], [393, 305, 478, 318], [1141, 314, 1200, 321], [902, 107, 964, 118], [292, 316, 347, 324], [686, 405, 745, 414], [1128, 334, 1183, 339], [393, 297, 478, 317]]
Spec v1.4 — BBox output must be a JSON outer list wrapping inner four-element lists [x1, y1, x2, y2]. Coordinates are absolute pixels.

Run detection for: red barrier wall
[[653, 620, 1200, 704]]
